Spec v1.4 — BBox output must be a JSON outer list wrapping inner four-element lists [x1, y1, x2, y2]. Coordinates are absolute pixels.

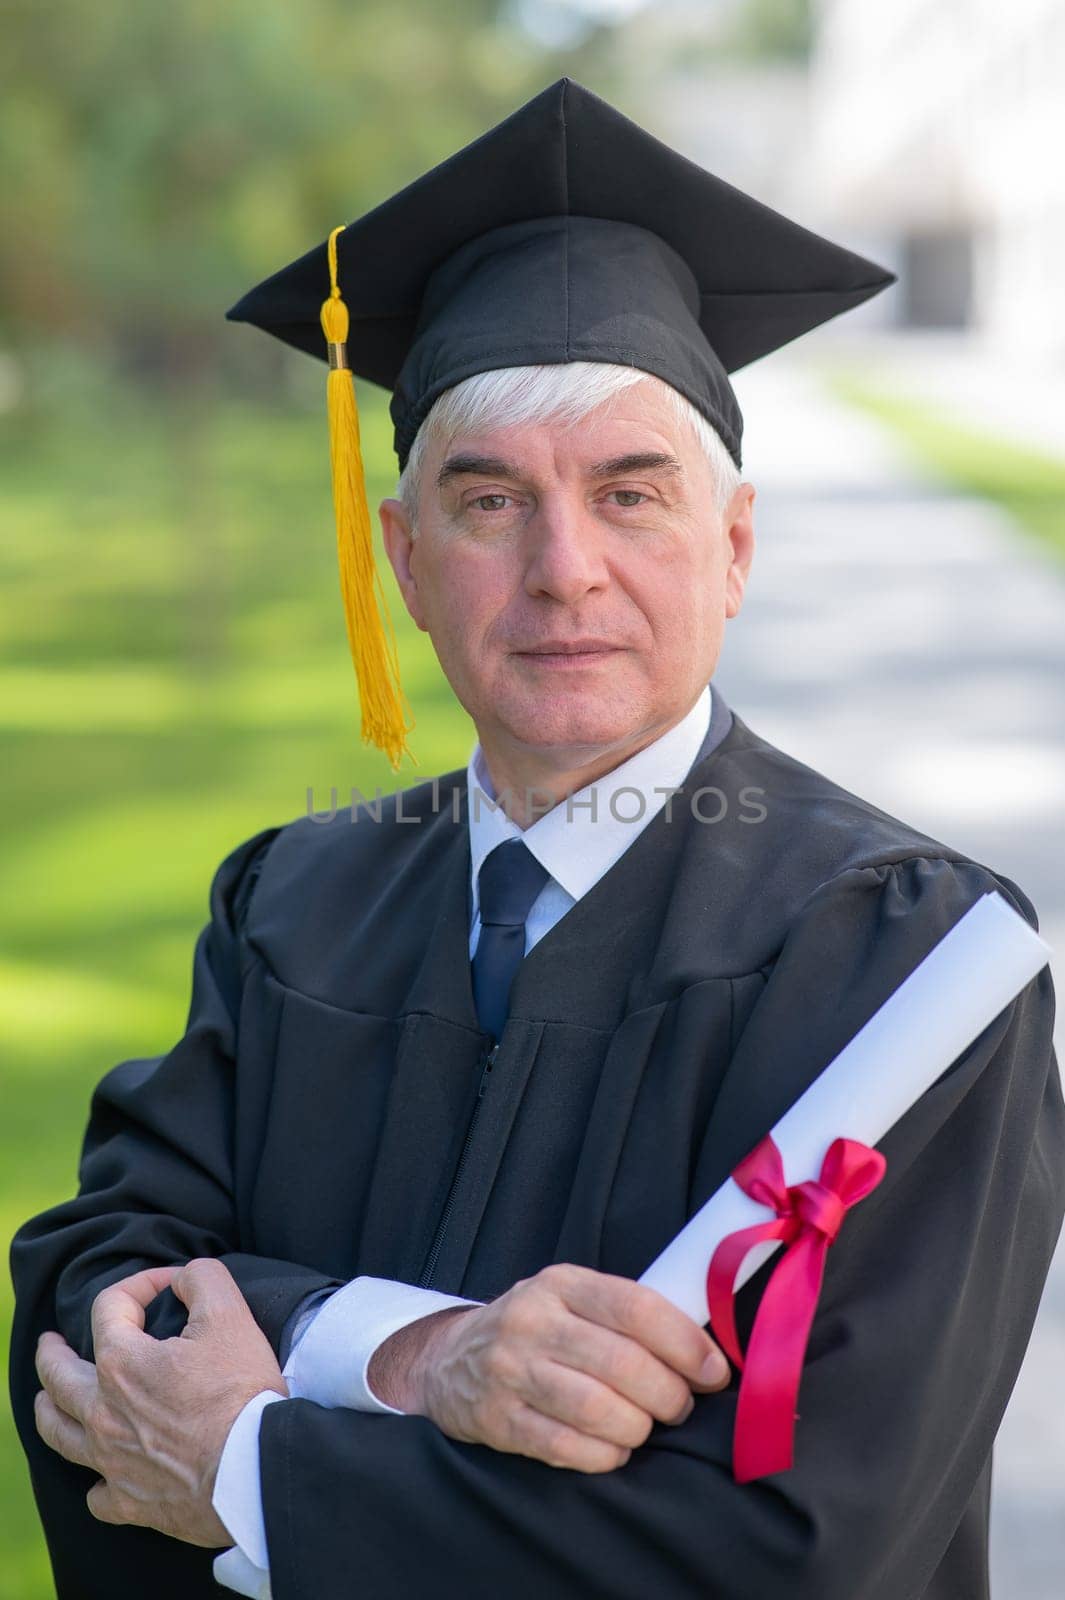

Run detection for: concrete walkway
[[826, 330, 1065, 463], [718, 356, 1065, 1599]]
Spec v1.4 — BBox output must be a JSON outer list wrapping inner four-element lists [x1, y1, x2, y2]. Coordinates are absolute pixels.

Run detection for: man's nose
[[522, 497, 610, 604]]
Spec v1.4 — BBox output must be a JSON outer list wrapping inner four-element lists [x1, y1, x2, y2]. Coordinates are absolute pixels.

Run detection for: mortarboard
[[226, 77, 896, 770]]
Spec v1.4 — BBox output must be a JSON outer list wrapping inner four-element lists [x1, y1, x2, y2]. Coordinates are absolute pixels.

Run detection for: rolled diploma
[[639, 890, 1052, 1324]]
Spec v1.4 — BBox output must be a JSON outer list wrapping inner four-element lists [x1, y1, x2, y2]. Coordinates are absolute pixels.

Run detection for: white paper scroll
[[639, 891, 1052, 1324]]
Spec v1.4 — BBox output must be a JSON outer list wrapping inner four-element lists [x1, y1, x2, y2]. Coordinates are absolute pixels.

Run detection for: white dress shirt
[[212, 685, 713, 1597]]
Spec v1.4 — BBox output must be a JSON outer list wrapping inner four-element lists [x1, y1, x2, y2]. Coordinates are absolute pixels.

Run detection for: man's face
[[379, 376, 755, 769]]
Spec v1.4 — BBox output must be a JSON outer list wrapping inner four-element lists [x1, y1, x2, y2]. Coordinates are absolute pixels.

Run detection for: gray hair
[[396, 362, 742, 534]]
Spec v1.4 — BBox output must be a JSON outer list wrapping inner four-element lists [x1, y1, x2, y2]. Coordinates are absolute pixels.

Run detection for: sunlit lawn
[[0, 366, 474, 1597], [826, 370, 1065, 562]]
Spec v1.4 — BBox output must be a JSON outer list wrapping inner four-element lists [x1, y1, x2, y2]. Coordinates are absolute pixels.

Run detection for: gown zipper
[[417, 1041, 499, 1289]]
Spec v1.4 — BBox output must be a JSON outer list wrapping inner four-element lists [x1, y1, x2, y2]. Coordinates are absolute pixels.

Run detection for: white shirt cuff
[[211, 1277, 483, 1595], [212, 1388, 286, 1582], [281, 1274, 483, 1414], [213, 1543, 274, 1599]]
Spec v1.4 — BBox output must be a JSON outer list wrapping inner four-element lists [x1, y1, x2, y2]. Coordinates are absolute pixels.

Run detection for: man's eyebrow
[[436, 454, 518, 488], [587, 452, 683, 478], [435, 450, 684, 489]]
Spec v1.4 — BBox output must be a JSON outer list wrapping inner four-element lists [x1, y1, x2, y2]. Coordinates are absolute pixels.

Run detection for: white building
[[810, 0, 1065, 359]]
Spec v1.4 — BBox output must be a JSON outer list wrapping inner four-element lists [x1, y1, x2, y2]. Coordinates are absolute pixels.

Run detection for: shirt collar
[[466, 684, 712, 913]]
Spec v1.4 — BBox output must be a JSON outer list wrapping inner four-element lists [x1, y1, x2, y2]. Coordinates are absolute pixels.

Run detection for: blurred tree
[[0, 0, 621, 386], [0, 0, 632, 679], [727, 0, 811, 58]]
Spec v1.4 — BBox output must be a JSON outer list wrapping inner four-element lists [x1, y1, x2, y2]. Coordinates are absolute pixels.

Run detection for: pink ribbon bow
[[705, 1133, 887, 1483]]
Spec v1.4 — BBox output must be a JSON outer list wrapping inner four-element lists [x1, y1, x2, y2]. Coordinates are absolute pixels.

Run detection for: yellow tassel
[[320, 224, 415, 771]]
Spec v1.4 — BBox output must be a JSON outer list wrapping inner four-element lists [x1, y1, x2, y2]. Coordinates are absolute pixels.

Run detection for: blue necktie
[[471, 839, 550, 1041]]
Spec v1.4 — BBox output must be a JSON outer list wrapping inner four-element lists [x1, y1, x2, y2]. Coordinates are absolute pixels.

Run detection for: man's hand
[[33, 1258, 287, 1547], [368, 1262, 730, 1473]]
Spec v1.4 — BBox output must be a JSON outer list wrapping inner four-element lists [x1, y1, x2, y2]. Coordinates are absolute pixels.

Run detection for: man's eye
[[466, 490, 648, 512]]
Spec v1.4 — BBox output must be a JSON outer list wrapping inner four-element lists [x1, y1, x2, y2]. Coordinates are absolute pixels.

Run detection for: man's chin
[[492, 708, 646, 762]]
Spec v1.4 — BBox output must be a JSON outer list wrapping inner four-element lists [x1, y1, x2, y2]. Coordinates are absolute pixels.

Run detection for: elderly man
[[10, 78, 1064, 1600]]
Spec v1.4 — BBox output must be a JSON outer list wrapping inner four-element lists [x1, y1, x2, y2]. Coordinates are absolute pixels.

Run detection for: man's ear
[[379, 498, 429, 632], [723, 483, 756, 621]]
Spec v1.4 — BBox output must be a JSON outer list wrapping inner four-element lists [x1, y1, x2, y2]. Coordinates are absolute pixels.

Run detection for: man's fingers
[[90, 1265, 182, 1355], [35, 1332, 98, 1425], [34, 1388, 97, 1469], [86, 1478, 136, 1527], [550, 1265, 729, 1387], [170, 1257, 246, 1328], [536, 1315, 698, 1425], [523, 1357, 661, 1449], [503, 1398, 633, 1474], [89, 1259, 246, 1357]]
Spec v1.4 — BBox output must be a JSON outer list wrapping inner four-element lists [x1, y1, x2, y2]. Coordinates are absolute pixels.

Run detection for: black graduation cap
[[225, 77, 895, 769]]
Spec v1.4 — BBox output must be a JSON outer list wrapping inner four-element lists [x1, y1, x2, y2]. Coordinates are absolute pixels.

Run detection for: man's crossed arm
[[32, 1257, 731, 1552]]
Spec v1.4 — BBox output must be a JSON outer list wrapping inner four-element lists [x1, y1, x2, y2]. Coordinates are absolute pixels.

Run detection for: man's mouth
[[516, 639, 620, 659]]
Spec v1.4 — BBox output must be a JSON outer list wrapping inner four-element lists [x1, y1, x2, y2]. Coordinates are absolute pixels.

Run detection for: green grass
[[826, 370, 1065, 562], [0, 368, 474, 1596]]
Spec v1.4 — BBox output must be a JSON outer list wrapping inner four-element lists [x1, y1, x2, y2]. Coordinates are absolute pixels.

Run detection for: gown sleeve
[[7, 825, 344, 1599], [254, 853, 1065, 1600], [9, 824, 345, 1365]]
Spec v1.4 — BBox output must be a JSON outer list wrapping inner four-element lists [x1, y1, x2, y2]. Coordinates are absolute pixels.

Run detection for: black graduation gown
[[9, 685, 1064, 1600]]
